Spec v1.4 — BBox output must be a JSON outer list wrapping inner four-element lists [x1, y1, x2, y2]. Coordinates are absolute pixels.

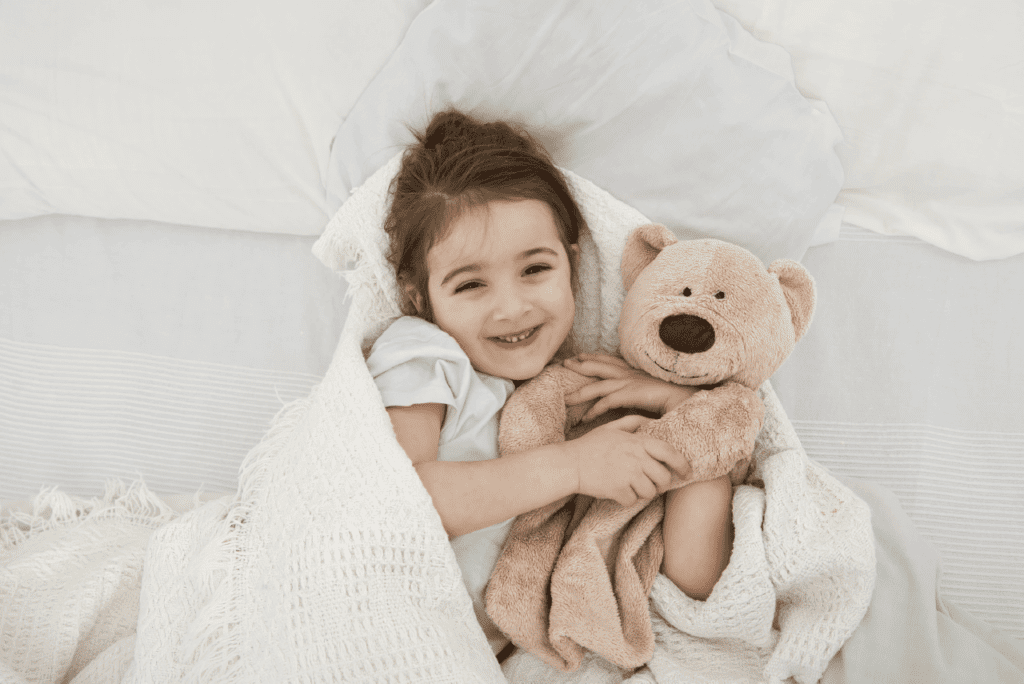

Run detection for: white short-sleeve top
[[366, 315, 516, 654]]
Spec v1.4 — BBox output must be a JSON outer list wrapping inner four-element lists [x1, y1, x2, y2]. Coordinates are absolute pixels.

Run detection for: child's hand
[[563, 353, 699, 422], [565, 414, 689, 506]]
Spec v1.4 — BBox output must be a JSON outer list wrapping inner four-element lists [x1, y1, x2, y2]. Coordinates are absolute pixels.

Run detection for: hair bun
[[423, 129, 445, 151], [422, 110, 474, 151]]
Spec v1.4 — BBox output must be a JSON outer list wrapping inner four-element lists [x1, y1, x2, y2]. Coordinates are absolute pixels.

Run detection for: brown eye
[[454, 281, 483, 293], [715, 291, 725, 299], [682, 288, 692, 297]]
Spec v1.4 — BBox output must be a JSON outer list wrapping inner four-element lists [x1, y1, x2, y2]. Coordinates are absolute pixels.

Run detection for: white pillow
[[325, 0, 846, 263], [712, 0, 1024, 261], [0, 0, 430, 235]]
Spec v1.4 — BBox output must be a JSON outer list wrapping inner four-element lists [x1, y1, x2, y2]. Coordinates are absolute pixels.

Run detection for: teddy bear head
[[617, 224, 815, 391]]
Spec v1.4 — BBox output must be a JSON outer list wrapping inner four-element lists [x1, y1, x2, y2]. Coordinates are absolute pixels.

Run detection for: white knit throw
[[0, 155, 874, 683]]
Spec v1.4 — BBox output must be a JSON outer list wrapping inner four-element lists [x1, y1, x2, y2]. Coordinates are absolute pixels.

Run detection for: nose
[[659, 314, 715, 354], [493, 282, 532, 320]]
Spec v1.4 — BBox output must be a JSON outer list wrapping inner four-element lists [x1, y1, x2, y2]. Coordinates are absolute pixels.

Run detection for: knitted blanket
[[0, 156, 874, 683]]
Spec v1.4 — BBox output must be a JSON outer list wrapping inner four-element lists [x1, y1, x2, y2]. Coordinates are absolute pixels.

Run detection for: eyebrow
[[439, 247, 560, 287]]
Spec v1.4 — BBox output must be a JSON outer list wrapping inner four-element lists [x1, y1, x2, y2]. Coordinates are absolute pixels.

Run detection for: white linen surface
[[0, 215, 345, 499], [820, 477, 1024, 684], [0, 0, 431, 234], [711, 0, 1024, 261], [772, 224, 1024, 642], [326, 0, 846, 265]]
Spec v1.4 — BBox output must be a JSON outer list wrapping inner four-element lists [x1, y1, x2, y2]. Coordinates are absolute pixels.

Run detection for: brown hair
[[383, 109, 586, 321]]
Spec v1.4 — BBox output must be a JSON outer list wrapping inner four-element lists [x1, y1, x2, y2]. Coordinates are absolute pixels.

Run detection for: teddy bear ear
[[621, 224, 678, 291], [768, 259, 816, 342]]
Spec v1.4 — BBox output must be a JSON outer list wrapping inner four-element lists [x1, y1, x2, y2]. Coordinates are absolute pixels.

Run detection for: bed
[[2, 0, 1022, 682]]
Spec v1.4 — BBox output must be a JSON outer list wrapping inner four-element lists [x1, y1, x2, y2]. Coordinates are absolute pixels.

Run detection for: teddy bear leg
[[660, 475, 734, 601]]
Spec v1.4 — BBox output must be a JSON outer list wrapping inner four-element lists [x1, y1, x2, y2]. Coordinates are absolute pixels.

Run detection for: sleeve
[[365, 316, 469, 411]]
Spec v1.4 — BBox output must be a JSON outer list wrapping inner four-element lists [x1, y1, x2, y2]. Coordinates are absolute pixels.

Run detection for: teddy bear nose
[[659, 314, 715, 354]]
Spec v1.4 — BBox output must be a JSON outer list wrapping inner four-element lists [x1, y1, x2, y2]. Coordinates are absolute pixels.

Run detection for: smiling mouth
[[492, 326, 539, 344], [645, 350, 708, 379]]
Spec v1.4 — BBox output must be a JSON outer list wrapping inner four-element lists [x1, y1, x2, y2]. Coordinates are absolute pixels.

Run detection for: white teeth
[[495, 327, 537, 343]]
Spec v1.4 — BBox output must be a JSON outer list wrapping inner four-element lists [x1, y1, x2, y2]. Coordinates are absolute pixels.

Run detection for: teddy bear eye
[[715, 291, 725, 299], [682, 288, 692, 297]]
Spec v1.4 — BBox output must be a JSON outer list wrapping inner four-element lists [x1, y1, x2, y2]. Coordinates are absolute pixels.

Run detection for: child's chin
[[498, 361, 547, 383]]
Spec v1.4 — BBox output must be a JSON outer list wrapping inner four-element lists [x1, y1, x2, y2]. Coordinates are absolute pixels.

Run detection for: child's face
[[423, 199, 576, 381]]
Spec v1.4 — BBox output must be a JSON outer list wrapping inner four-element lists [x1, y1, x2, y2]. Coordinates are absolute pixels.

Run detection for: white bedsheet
[[773, 224, 1024, 642], [0, 215, 343, 498], [0, 0, 432, 234], [711, 0, 1024, 261]]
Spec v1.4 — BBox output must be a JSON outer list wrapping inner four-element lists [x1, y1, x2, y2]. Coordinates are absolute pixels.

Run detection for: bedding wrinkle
[[711, 0, 1024, 259]]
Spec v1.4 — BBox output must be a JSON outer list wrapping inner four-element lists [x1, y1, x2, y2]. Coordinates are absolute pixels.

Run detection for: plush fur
[[484, 224, 815, 672]]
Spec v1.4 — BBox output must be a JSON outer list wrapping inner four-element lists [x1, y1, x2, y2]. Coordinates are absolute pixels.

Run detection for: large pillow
[[711, 0, 1024, 261], [325, 0, 846, 264], [0, 0, 430, 235]]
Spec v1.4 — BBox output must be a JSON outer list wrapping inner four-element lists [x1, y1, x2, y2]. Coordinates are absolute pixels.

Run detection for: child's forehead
[[430, 199, 563, 266]]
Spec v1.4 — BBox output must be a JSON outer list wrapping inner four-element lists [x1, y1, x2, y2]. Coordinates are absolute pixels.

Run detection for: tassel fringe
[[1, 479, 178, 551]]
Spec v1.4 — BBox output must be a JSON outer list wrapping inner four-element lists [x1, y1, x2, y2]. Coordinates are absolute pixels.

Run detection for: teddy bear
[[484, 223, 816, 672]]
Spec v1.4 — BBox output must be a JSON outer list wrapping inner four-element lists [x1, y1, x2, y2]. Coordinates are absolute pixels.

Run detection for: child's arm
[[387, 405, 686, 538], [661, 475, 734, 601], [564, 352, 735, 599]]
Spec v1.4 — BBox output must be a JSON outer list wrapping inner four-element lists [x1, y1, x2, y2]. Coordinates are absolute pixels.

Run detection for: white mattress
[[2, 212, 1022, 644]]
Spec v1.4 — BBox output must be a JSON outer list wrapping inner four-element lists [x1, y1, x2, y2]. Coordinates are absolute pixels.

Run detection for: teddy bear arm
[[645, 381, 764, 482], [497, 365, 596, 457]]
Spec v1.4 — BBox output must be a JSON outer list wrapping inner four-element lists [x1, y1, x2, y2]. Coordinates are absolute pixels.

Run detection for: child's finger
[[641, 458, 673, 493], [643, 437, 691, 479], [602, 413, 652, 433], [581, 386, 656, 420], [612, 489, 639, 507], [582, 395, 630, 422], [631, 477, 658, 502], [566, 378, 628, 405], [564, 356, 632, 380], [573, 352, 631, 369], [579, 385, 654, 421]]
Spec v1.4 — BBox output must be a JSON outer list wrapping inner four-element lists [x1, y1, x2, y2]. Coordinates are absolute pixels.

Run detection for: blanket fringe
[[1, 479, 178, 551], [175, 392, 314, 684]]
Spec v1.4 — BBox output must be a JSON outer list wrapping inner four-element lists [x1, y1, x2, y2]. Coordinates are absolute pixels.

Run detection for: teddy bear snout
[[659, 314, 715, 354]]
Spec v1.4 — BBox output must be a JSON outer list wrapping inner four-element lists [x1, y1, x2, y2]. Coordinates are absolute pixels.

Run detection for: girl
[[366, 109, 735, 658]]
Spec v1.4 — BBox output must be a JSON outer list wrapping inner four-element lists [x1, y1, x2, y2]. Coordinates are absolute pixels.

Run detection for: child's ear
[[401, 279, 426, 316]]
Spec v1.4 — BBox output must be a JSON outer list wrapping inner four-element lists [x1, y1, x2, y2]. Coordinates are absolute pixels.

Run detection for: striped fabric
[[794, 419, 1024, 642], [0, 337, 322, 499]]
